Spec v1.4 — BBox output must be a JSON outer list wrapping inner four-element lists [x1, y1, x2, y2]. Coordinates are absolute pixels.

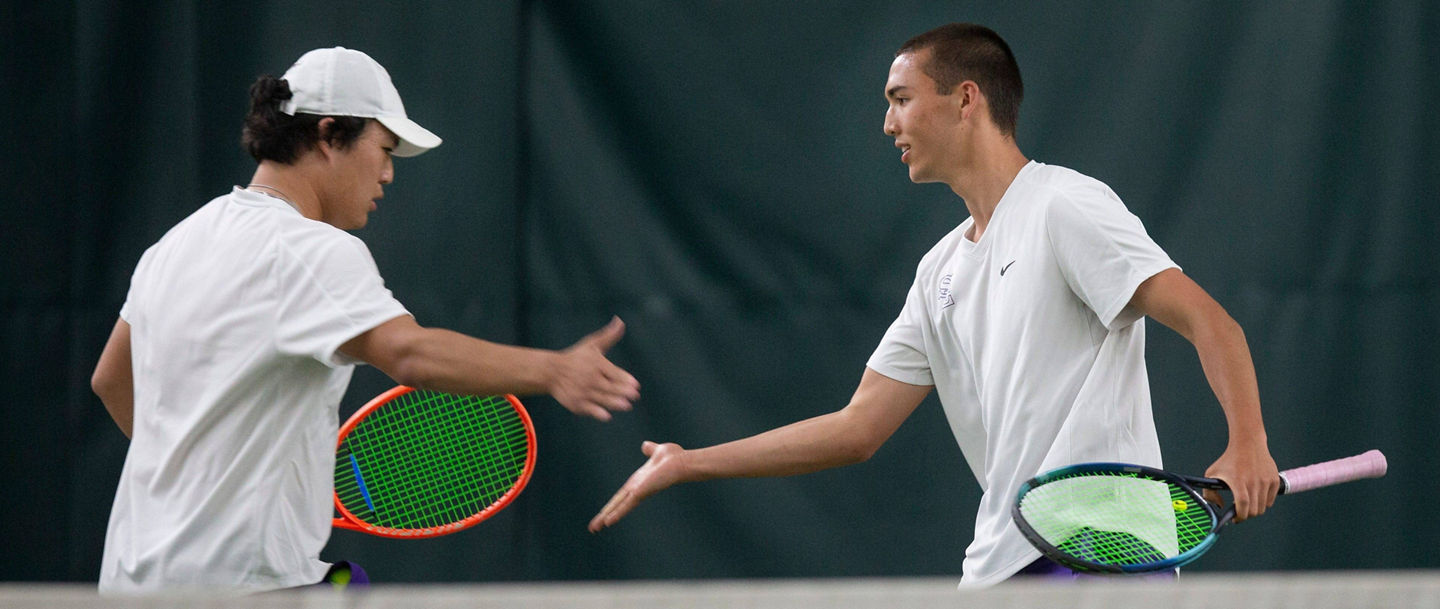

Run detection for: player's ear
[[956, 81, 982, 122], [315, 117, 337, 157]]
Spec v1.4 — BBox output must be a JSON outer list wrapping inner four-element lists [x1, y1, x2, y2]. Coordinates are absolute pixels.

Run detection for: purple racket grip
[[1279, 449, 1387, 494]]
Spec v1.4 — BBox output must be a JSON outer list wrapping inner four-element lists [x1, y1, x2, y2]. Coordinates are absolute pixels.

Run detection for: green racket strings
[[334, 391, 530, 530], [1018, 471, 1215, 568]]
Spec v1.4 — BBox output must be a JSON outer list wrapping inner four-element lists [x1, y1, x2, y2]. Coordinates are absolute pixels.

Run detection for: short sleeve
[[273, 232, 410, 367], [1045, 186, 1178, 330], [119, 246, 158, 324], [866, 274, 935, 386]]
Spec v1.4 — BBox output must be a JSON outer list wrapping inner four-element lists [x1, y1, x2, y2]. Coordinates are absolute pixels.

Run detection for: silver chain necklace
[[245, 183, 300, 212]]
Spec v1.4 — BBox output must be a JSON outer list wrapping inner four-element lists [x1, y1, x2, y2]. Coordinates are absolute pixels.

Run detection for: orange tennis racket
[[332, 386, 537, 538]]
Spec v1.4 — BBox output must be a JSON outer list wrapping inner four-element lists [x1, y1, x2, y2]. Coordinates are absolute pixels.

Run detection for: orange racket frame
[[331, 386, 537, 538]]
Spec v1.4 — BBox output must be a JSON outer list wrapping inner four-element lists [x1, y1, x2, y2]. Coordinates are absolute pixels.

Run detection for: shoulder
[[1023, 163, 1121, 213], [276, 218, 382, 278], [135, 193, 236, 265], [1014, 163, 1135, 233]]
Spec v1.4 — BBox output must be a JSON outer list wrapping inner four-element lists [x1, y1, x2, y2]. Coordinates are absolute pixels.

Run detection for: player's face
[[323, 121, 396, 230], [883, 50, 964, 184]]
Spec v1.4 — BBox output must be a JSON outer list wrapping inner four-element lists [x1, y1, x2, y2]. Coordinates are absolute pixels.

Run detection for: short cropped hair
[[241, 75, 369, 164], [897, 23, 1024, 137]]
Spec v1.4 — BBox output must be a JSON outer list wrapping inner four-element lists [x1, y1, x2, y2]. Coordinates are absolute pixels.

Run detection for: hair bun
[[248, 75, 293, 111]]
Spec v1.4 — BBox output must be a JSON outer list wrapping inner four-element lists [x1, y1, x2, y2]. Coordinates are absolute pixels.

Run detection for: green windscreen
[[1017, 471, 1216, 569], [334, 391, 532, 530]]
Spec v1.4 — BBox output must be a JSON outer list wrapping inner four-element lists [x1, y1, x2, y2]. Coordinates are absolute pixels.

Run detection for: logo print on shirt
[[1000, 260, 1017, 276], [938, 274, 955, 308]]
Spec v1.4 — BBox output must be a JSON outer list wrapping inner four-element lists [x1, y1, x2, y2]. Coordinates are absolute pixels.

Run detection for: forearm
[[97, 388, 134, 439], [683, 409, 879, 482], [390, 328, 557, 397], [1187, 310, 1267, 446]]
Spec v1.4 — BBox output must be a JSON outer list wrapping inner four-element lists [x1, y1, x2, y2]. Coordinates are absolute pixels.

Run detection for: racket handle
[[1279, 449, 1387, 494]]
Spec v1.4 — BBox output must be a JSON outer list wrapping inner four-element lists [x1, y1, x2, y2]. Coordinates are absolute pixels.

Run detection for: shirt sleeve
[[1044, 184, 1179, 330], [119, 246, 158, 324], [274, 231, 410, 368], [866, 273, 935, 386]]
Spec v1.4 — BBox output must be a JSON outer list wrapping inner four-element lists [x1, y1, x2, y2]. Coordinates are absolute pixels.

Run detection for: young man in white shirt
[[586, 23, 1279, 587], [90, 47, 641, 594]]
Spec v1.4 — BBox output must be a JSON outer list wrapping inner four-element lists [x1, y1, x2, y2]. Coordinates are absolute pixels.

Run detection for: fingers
[[1207, 476, 1281, 523], [1231, 483, 1253, 523], [580, 404, 613, 422], [605, 362, 642, 400], [1235, 477, 1281, 522], [588, 489, 632, 533], [1204, 445, 1281, 523], [562, 382, 637, 421]]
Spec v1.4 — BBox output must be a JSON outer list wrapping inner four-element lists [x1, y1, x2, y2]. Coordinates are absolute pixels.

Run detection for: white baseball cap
[[279, 47, 441, 157]]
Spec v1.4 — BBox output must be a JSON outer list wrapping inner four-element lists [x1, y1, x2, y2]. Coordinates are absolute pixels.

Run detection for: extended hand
[[550, 317, 641, 421], [589, 441, 688, 532], [1203, 442, 1281, 522]]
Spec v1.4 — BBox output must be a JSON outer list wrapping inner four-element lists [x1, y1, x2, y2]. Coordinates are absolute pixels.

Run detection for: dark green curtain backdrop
[[3, 1, 1435, 582]]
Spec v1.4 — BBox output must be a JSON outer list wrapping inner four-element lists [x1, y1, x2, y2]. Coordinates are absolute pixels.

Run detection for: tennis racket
[[331, 386, 537, 538], [1012, 449, 1387, 573]]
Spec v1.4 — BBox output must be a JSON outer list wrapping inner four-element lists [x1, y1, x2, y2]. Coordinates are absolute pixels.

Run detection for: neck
[[248, 162, 320, 220], [949, 138, 1029, 242]]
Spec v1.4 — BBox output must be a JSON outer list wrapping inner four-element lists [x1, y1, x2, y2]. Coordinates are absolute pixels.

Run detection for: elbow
[[827, 407, 889, 466], [382, 332, 440, 389], [843, 443, 879, 466], [386, 349, 431, 389], [837, 428, 885, 466], [91, 368, 118, 404], [1195, 308, 1246, 348]]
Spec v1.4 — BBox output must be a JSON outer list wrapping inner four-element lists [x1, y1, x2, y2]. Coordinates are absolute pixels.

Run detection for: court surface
[[5, 571, 1437, 608]]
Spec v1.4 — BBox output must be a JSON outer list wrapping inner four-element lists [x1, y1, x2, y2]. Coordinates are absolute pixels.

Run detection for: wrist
[[537, 350, 565, 395], [1226, 432, 1269, 452]]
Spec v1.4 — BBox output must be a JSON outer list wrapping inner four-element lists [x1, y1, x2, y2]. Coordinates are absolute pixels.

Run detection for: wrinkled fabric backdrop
[[3, 1, 1436, 582]]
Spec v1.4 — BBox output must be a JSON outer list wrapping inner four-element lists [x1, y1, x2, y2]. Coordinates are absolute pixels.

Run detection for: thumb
[[584, 316, 626, 351], [641, 440, 658, 456], [1202, 488, 1224, 508]]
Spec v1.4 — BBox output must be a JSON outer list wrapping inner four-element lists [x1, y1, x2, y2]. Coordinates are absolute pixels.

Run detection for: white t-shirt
[[100, 188, 409, 594], [866, 161, 1179, 588]]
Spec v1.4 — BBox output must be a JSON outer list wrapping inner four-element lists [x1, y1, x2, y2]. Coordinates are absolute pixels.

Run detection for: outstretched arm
[[1130, 268, 1280, 521], [92, 318, 135, 438], [588, 368, 932, 532], [341, 315, 641, 421]]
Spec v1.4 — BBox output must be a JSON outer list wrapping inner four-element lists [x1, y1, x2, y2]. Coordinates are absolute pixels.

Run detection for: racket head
[[1013, 462, 1223, 573], [332, 386, 537, 538]]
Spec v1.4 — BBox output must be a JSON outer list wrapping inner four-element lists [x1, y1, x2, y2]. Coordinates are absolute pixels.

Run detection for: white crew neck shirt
[[100, 188, 409, 594], [867, 161, 1179, 587]]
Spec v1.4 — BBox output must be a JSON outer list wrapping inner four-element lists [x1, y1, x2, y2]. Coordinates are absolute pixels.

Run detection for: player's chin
[[338, 218, 368, 230]]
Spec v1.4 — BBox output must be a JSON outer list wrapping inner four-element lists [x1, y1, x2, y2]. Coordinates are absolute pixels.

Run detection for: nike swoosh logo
[[1000, 260, 1016, 276]]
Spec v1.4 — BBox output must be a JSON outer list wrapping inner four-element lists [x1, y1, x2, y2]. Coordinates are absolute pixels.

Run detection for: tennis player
[[90, 47, 640, 594], [588, 23, 1279, 586]]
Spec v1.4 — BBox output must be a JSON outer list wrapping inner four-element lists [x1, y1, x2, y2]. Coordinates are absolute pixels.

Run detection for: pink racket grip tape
[[1279, 449, 1387, 494]]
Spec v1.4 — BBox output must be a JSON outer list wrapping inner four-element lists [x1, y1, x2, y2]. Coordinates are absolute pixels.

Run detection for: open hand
[[550, 317, 641, 421], [589, 441, 688, 532]]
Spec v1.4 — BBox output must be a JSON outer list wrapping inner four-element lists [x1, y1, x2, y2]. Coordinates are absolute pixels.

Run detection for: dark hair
[[240, 75, 370, 163], [897, 23, 1023, 137]]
